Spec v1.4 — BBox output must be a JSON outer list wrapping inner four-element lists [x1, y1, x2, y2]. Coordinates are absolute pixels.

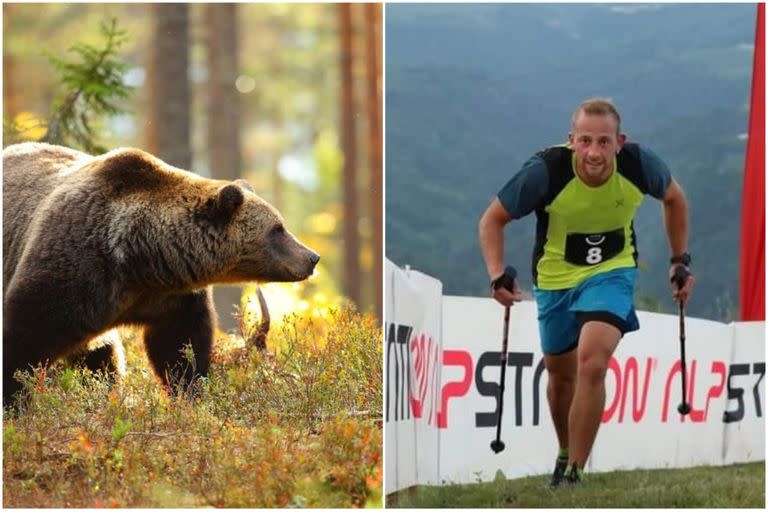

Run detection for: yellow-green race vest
[[497, 143, 671, 290]]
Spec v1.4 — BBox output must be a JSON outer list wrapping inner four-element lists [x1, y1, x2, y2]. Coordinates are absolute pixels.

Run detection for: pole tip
[[490, 440, 505, 453]]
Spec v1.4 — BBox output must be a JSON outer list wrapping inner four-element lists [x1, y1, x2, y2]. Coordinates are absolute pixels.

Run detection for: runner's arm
[[638, 145, 687, 256], [662, 178, 694, 302], [479, 199, 525, 306], [661, 178, 688, 259], [479, 198, 513, 281], [482, 154, 548, 304]]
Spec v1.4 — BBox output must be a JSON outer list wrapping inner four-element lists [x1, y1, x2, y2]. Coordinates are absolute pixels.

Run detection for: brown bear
[[3, 142, 319, 405]]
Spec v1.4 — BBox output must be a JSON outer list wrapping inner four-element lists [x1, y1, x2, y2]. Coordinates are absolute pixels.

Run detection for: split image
[[2, 1, 766, 510]]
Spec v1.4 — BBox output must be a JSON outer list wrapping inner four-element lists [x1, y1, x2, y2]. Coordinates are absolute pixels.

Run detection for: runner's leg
[[543, 350, 577, 451], [567, 320, 620, 468]]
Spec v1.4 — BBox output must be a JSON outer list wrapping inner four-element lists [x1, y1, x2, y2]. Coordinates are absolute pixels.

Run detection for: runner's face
[[568, 113, 626, 185]]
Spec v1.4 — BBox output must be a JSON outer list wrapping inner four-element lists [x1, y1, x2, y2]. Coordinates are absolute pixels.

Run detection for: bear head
[[200, 179, 320, 284], [96, 149, 320, 289]]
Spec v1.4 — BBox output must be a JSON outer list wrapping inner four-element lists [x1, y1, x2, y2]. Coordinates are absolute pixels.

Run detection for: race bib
[[564, 228, 625, 266]]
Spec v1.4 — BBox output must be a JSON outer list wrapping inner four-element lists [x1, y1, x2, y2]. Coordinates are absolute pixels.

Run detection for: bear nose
[[309, 252, 320, 266]]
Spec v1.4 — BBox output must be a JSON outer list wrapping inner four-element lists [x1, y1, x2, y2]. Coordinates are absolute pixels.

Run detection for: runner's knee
[[548, 375, 575, 400], [544, 353, 577, 388], [548, 369, 575, 388], [577, 350, 610, 382]]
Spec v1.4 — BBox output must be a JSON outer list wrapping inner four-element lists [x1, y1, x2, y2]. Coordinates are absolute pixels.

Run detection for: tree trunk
[[365, 3, 382, 321], [205, 3, 242, 332], [146, 3, 191, 169], [339, 4, 361, 307]]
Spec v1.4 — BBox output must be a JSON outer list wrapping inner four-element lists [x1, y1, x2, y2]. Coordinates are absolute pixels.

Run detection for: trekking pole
[[672, 266, 692, 415], [490, 305, 511, 454], [489, 265, 516, 454]]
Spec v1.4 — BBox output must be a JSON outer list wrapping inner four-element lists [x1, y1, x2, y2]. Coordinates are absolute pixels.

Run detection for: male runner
[[478, 98, 694, 487]]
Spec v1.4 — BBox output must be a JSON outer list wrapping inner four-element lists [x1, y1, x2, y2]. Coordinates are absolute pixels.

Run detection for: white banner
[[385, 260, 443, 493], [385, 263, 765, 493], [723, 321, 766, 465], [439, 297, 765, 485]]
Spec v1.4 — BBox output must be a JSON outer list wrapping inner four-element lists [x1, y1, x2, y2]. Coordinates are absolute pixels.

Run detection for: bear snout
[[299, 250, 320, 278]]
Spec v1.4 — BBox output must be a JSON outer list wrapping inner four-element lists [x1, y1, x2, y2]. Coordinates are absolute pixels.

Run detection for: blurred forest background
[[386, 3, 756, 322], [3, 2, 383, 331]]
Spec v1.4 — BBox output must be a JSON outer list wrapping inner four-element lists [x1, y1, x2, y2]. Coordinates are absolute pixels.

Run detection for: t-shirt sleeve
[[638, 145, 672, 199], [496, 155, 549, 218]]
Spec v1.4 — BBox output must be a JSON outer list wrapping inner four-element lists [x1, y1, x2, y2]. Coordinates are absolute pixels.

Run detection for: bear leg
[[68, 344, 117, 374], [3, 267, 117, 407], [142, 289, 215, 393], [3, 357, 26, 408], [67, 330, 127, 379], [3, 323, 80, 407]]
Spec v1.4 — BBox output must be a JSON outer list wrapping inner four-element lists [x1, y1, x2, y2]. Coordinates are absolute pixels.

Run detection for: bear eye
[[270, 225, 285, 237]]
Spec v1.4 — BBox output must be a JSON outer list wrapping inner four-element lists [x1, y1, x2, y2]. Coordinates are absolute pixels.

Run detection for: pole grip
[[671, 265, 690, 291], [492, 266, 518, 293]]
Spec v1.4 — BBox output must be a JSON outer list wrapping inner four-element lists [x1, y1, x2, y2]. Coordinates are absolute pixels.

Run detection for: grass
[[387, 462, 765, 508], [3, 306, 383, 508]]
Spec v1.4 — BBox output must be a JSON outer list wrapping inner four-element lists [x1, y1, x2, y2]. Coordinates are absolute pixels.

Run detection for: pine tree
[[36, 18, 133, 153]]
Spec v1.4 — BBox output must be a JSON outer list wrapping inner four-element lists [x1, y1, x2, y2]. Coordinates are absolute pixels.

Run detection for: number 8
[[587, 247, 602, 264]]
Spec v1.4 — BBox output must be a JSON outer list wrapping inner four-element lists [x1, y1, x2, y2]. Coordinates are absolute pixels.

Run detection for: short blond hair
[[572, 98, 622, 133]]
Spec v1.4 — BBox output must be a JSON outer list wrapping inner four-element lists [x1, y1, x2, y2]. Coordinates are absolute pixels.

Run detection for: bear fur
[[3, 143, 319, 405]]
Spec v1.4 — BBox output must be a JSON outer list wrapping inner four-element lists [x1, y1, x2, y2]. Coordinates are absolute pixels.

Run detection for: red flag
[[739, 3, 765, 321]]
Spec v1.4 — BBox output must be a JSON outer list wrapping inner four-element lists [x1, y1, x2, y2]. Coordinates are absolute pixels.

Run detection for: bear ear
[[234, 179, 255, 193], [214, 183, 244, 219]]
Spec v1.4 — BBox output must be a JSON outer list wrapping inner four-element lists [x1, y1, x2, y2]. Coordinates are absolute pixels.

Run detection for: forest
[[3, 4, 382, 507]]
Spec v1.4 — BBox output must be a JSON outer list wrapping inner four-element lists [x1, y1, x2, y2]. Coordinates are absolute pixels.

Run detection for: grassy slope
[[388, 462, 765, 508]]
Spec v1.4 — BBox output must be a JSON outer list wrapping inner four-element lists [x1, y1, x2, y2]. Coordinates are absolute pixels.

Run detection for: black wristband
[[670, 253, 691, 266], [491, 266, 517, 292]]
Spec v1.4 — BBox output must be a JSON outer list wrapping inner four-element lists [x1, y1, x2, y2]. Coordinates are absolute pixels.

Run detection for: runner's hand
[[491, 279, 525, 306], [669, 264, 694, 304]]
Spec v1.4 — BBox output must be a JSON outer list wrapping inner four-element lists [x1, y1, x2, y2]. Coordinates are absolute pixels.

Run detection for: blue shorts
[[533, 267, 640, 355]]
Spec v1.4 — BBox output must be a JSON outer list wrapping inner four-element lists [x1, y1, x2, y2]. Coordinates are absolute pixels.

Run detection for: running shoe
[[548, 457, 569, 488], [564, 464, 583, 487]]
